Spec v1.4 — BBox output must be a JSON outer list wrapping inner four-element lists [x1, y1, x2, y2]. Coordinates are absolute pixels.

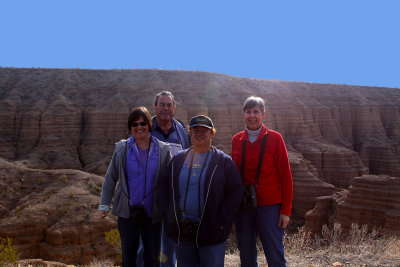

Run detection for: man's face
[[154, 95, 176, 121]]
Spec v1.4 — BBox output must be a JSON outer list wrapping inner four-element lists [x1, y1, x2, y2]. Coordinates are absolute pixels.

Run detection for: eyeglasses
[[132, 122, 148, 127]]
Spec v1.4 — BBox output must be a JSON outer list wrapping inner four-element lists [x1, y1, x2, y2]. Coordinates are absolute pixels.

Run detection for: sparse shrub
[[88, 181, 102, 196], [37, 191, 54, 203], [69, 192, 76, 200], [37, 177, 45, 185], [42, 207, 49, 214], [0, 237, 18, 265], [282, 223, 399, 266], [84, 212, 90, 221], [59, 174, 69, 183], [284, 226, 313, 253], [16, 168, 25, 182], [285, 223, 387, 252], [105, 228, 122, 263], [16, 168, 24, 177], [316, 223, 342, 248], [76, 203, 87, 211]]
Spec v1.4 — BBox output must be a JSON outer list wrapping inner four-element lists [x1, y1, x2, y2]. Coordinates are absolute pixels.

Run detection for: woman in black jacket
[[158, 115, 243, 267]]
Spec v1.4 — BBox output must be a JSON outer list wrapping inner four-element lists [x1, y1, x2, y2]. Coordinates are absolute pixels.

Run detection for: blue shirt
[[152, 119, 181, 144], [178, 150, 212, 220], [151, 117, 191, 149], [126, 135, 159, 217]]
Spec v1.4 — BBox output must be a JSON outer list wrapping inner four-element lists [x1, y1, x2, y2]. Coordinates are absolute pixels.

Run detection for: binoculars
[[179, 214, 199, 242], [242, 184, 257, 208]]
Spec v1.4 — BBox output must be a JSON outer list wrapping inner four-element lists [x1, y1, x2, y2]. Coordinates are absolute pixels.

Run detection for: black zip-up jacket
[[158, 146, 243, 247]]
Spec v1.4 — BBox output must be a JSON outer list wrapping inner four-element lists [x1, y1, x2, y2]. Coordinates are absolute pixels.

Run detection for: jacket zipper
[[195, 164, 218, 247], [171, 163, 181, 244]]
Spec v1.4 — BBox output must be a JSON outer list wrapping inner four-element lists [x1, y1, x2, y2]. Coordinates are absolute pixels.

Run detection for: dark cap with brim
[[189, 115, 214, 129]]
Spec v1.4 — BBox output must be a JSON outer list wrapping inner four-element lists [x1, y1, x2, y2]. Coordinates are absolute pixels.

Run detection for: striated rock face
[[305, 175, 400, 235], [1, 68, 399, 178], [292, 141, 369, 188], [336, 175, 400, 233], [1, 68, 400, 261], [0, 159, 117, 264]]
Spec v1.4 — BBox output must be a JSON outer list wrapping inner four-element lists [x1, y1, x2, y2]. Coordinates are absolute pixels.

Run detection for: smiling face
[[131, 116, 150, 140], [244, 105, 265, 130], [153, 95, 176, 122], [190, 126, 214, 149]]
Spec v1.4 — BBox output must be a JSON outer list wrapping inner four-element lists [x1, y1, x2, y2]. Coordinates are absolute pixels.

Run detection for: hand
[[278, 214, 290, 229], [98, 210, 108, 220]]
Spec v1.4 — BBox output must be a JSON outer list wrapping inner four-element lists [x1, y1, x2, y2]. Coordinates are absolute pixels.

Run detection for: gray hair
[[153, 91, 175, 106], [242, 96, 265, 113]]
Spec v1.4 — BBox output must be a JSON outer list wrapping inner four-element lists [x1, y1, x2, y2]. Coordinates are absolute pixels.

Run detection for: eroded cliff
[[1, 68, 399, 263]]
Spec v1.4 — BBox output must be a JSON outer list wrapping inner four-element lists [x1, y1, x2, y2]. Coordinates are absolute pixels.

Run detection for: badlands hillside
[[0, 67, 399, 264]]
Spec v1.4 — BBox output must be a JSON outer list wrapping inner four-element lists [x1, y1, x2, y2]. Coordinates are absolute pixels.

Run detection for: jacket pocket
[[215, 216, 230, 243], [112, 185, 123, 211]]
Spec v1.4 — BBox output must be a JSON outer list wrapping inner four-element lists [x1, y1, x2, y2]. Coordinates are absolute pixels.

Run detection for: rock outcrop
[[305, 175, 400, 235], [336, 175, 400, 233], [0, 159, 117, 264]]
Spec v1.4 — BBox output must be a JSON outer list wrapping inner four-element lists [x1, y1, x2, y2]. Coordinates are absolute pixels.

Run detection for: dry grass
[[225, 223, 400, 267], [82, 258, 115, 267], [15, 223, 400, 267]]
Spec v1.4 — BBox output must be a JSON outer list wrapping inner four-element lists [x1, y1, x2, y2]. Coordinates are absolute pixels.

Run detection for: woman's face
[[131, 116, 150, 139], [190, 126, 214, 148], [244, 105, 265, 131]]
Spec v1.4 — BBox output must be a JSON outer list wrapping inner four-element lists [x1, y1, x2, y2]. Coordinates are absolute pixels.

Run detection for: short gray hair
[[154, 91, 175, 106], [242, 96, 265, 113]]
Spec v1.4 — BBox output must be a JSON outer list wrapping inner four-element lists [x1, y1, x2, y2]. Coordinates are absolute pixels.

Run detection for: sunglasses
[[132, 122, 148, 127]]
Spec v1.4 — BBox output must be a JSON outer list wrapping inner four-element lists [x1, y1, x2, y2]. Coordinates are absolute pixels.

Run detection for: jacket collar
[[126, 135, 157, 157], [241, 124, 268, 143]]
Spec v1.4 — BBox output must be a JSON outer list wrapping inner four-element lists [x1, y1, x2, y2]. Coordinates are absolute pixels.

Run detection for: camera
[[242, 184, 257, 208], [131, 205, 150, 224], [179, 214, 199, 242]]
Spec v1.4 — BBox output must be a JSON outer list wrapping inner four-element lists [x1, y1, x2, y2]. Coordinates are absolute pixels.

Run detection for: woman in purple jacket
[[98, 107, 171, 267], [158, 115, 243, 267]]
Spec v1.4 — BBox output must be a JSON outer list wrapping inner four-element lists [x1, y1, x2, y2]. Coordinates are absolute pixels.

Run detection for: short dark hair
[[242, 96, 266, 113], [154, 91, 175, 106], [127, 106, 153, 132]]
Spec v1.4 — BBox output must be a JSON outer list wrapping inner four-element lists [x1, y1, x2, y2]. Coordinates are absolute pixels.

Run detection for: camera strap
[[122, 141, 133, 206], [241, 132, 269, 186], [139, 142, 151, 206]]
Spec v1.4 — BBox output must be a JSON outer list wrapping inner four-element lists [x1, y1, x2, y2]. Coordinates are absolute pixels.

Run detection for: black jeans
[[118, 217, 162, 267]]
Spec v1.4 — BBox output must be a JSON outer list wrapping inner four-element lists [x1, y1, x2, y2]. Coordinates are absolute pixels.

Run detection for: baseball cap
[[189, 115, 214, 129]]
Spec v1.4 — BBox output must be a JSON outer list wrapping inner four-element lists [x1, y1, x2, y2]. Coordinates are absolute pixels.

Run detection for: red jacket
[[231, 125, 293, 216]]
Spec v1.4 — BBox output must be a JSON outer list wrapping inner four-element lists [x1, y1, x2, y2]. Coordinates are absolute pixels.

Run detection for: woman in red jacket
[[231, 96, 293, 267]]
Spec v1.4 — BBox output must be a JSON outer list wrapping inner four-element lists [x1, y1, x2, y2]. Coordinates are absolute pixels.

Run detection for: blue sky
[[1, 0, 399, 88]]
